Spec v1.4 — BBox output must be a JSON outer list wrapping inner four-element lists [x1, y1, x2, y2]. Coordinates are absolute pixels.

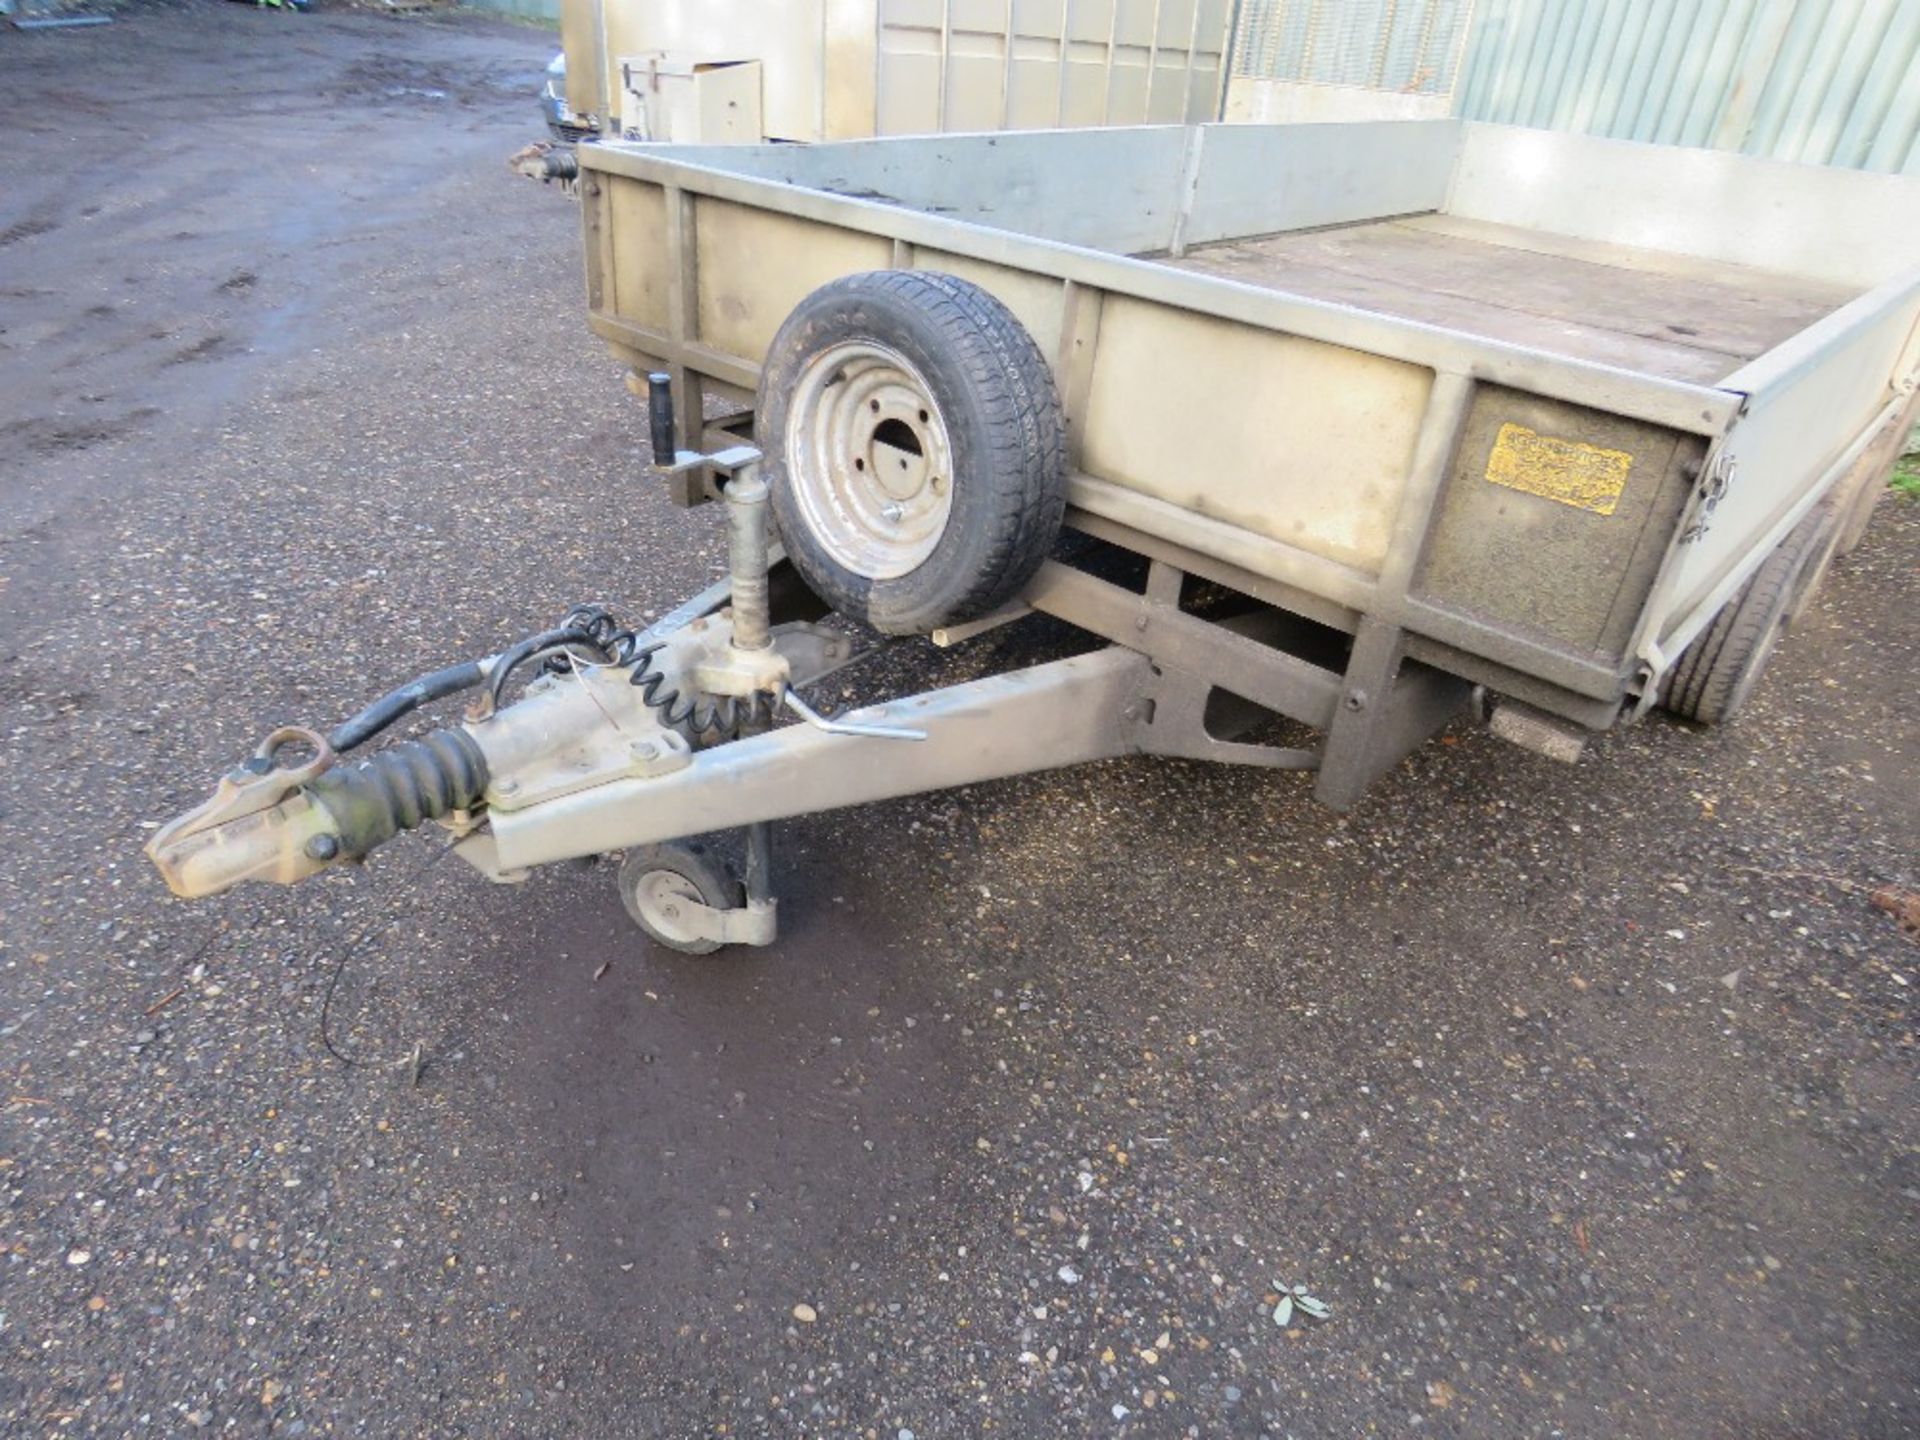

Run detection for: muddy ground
[[1, 5, 1915, 1437]]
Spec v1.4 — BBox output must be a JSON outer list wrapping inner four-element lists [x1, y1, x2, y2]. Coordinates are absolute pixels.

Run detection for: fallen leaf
[[1869, 885, 1920, 941]]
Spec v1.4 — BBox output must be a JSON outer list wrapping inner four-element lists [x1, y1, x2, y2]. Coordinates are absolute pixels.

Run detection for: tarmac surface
[[1, 5, 1916, 1437]]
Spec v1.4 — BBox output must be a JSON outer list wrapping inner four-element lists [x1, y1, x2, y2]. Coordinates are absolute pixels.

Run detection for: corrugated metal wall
[[1229, 0, 1920, 174], [1454, 0, 1920, 173], [1229, 0, 1475, 96]]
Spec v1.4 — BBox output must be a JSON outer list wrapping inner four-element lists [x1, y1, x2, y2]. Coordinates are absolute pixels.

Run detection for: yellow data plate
[[1484, 422, 1633, 516]]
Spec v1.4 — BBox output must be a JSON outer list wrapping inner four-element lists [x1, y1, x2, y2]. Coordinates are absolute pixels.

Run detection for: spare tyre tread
[[910, 271, 1066, 616], [759, 270, 1066, 635]]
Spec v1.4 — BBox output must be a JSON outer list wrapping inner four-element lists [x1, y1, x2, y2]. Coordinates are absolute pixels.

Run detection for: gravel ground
[[2, 6, 1916, 1437]]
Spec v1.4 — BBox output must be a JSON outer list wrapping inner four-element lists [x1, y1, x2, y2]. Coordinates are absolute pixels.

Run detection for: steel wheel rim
[[784, 341, 955, 580], [633, 869, 706, 947]]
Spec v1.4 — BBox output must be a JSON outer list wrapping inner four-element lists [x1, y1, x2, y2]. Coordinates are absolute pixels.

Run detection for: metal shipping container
[[561, 0, 1232, 143]]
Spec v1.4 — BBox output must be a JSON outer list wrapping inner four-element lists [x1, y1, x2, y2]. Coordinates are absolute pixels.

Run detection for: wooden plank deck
[[1164, 215, 1854, 386]]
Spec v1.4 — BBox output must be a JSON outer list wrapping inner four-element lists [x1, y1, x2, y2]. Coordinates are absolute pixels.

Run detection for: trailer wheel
[[1663, 500, 1839, 726], [759, 271, 1066, 635], [618, 843, 742, 955]]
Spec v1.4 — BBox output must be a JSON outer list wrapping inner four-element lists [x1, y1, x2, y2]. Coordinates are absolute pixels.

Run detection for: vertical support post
[[725, 467, 773, 652], [740, 699, 776, 928], [589, 0, 610, 129], [1315, 617, 1471, 811], [1001, 0, 1018, 128], [1179, 0, 1206, 121], [1101, 0, 1121, 124], [1057, 281, 1105, 468], [662, 184, 708, 505], [1217, 0, 1244, 121], [1167, 123, 1209, 257], [744, 820, 775, 908], [1143, 0, 1166, 119], [1376, 369, 1474, 605], [1314, 617, 1406, 812], [1056, 0, 1074, 125], [580, 171, 607, 316], [1145, 557, 1183, 606], [936, 0, 953, 131], [730, 462, 778, 932]]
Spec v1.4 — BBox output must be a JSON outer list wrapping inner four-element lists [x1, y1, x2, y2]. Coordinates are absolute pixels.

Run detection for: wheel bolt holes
[[854, 457, 865, 471]]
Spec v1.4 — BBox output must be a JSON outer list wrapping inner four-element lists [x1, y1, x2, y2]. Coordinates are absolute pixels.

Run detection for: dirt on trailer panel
[[0, 5, 1916, 1438], [1167, 214, 1853, 385]]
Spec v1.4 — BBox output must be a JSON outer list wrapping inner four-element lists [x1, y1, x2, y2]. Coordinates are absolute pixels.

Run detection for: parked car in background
[[541, 52, 595, 143]]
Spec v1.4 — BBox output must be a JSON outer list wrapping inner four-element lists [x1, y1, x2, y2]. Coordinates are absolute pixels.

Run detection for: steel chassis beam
[[486, 552, 1473, 871], [489, 647, 1148, 870]]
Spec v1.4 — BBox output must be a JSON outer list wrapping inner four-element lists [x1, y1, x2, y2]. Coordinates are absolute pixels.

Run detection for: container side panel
[[1060, 52, 1117, 127], [600, 0, 830, 142], [944, 54, 1012, 131], [1184, 61, 1224, 124], [942, 2, 1012, 132], [1105, 49, 1154, 124], [1012, 0, 1067, 39], [871, 0, 1226, 132], [876, 0, 946, 134], [1450, 124, 1920, 290], [561, 0, 609, 122], [594, 0, 1222, 139], [1150, 56, 1197, 123], [1183, 119, 1458, 247], [1005, 34, 1066, 129], [1079, 297, 1432, 574], [823, 0, 882, 140], [1113, 0, 1157, 49], [692, 201, 894, 360], [606, 178, 671, 332]]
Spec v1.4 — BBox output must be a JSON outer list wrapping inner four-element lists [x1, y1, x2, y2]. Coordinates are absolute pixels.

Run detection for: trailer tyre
[[618, 843, 742, 955], [759, 271, 1066, 635], [1663, 500, 1839, 726]]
